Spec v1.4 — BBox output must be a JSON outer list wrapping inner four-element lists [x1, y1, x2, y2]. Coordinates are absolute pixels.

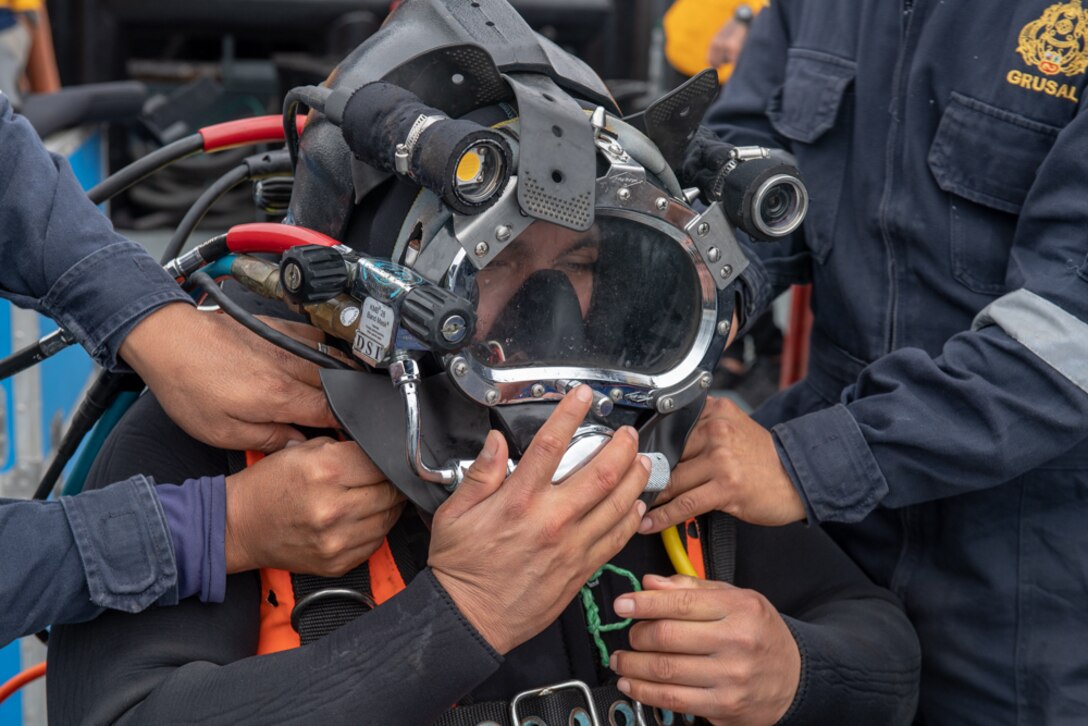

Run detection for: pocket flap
[[927, 93, 1061, 214], [768, 49, 856, 144]]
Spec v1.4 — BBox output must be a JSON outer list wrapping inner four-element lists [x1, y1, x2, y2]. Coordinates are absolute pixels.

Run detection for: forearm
[[0, 93, 191, 368], [0, 476, 177, 643], [57, 570, 501, 726], [778, 599, 920, 725]]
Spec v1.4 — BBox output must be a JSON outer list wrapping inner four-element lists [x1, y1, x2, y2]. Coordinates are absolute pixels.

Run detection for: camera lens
[[752, 174, 808, 238], [760, 187, 791, 224]]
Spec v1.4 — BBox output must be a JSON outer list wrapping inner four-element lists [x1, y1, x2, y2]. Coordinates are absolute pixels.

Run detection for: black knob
[[280, 245, 350, 304], [400, 285, 476, 353], [253, 177, 293, 215]]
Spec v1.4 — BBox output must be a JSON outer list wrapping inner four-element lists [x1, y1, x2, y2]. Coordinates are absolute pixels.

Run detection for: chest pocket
[[927, 92, 1061, 295], [767, 48, 855, 264]]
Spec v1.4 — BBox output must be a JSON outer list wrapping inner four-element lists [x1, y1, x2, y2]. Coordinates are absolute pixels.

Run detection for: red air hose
[[199, 115, 307, 153], [225, 223, 340, 255], [0, 662, 46, 705]]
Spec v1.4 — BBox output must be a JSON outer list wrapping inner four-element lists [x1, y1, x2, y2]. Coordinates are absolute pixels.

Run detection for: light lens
[[455, 150, 483, 183], [453, 141, 507, 206]]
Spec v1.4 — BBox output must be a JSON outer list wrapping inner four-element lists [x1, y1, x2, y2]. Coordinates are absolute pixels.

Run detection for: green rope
[[579, 563, 642, 667]]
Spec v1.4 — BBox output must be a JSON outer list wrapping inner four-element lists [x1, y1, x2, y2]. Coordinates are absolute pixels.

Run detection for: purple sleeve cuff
[[155, 476, 227, 603]]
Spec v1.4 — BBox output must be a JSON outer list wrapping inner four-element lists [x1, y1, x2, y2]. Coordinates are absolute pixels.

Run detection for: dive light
[[285, 82, 513, 215]]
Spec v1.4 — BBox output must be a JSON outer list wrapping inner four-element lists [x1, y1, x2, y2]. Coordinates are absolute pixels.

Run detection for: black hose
[[190, 271, 350, 371], [283, 86, 331, 169], [159, 164, 250, 264], [32, 371, 142, 500], [0, 329, 73, 381], [87, 134, 205, 206], [160, 150, 294, 264], [283, 97, 303, 170]]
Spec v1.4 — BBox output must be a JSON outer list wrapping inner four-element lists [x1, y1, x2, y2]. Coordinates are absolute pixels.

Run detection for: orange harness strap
[[682, 517, 707, 579], [247, 451, 407, 655], [258, 568, 299, 654]]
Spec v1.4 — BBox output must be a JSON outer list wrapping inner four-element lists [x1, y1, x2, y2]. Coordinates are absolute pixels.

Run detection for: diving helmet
[[279, 0, 806, 513]]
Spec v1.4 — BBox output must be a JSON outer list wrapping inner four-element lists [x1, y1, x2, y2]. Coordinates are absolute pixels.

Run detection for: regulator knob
[[400, 285, 476, 353], [280, 245, 351, 304]]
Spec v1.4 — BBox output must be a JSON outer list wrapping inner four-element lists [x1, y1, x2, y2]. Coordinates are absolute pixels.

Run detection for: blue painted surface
[[0, 129, 104, 726], [0, 641, 21, 724], [0, 184, 21, 726]]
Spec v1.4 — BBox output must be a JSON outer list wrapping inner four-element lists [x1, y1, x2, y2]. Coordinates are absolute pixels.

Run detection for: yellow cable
[[661, 525, 698, 577]]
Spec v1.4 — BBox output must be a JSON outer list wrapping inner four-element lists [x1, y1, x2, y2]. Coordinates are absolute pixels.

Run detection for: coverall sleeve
[[0, 472, 232, 645], [773, 103, 1088, 523], [731, 517, 920, 724], [0, 477, 179, 645], [0, 90, 192, 369]]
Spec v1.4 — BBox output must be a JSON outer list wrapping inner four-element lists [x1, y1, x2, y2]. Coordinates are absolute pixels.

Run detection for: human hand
[[640, 396, 804, 531], [119, 303, 339, 453], [708, 19, 750, 67], [428, 386, 650, 654], [224, 437, 405, 576], [610, 574, 800, 725]]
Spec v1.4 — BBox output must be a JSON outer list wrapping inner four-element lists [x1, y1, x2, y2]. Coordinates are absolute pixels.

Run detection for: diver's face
[[473, 222, 599, 340]]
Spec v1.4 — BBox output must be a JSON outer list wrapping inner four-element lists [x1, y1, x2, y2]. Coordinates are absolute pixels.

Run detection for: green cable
[[579, 563, 642, 667]]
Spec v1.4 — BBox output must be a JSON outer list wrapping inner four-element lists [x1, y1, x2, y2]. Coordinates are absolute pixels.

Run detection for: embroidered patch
[[1005, 69, 1081, 101], [1017, 1, 1088, 76]]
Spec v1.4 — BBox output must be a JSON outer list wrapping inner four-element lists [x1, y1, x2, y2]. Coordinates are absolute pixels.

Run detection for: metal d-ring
[[290, 588, 376, 633]]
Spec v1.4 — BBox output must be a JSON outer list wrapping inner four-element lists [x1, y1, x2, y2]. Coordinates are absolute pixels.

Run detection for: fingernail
[[614, 597, 635, 615], [617, 678, 631, 695], [644, 574, 666, 585], [635, 500, 647, 518], [285, 439, 302, 449], [638, 454, 652, 472], [639, 516, 654, 534], [609, 653, 618, 671], [575, 384, 593, 403], [621, 426, 640, 444], [480, 431, 499, 461]]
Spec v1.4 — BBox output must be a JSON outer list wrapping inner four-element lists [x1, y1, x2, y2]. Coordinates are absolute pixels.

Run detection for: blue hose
[[61, 390, 140, 497], [199, 254, 237, 281]]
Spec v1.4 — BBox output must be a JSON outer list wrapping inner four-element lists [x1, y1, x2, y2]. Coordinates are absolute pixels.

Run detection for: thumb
[[442, 431, 509, 519], [248, 422, 308, 453], [255, 374, 338, 430]]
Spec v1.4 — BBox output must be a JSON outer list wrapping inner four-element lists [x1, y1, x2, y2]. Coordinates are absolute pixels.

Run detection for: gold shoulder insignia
[[1018, 1, 1088, 76]]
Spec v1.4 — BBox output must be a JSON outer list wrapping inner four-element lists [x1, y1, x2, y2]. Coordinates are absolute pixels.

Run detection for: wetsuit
[[46, 393, 920, 725]]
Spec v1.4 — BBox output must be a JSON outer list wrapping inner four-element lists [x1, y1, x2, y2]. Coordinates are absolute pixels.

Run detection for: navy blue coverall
[[709, 0, 1088, 722]]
